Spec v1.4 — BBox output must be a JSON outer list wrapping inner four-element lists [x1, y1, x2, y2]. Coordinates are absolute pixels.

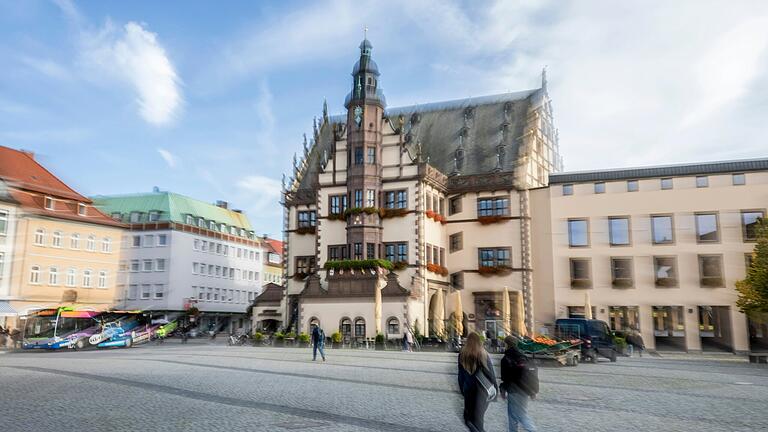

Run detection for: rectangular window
[[52, 231, 62, 248], [366, 189, 375, 207], [354, 243, 362, 260], [98, 271, 107, 289], [132, 235, 141, 247], [569, 258, 592, 289], [78, 203, 87, 216], [354, 147, 364, 165], [695, 213, 719, 243], [0, 211, 8, 235], [44, 196, 54, 210], [143, 235, 154, 247], [732, 173, 746, 185], [156, 259, 166, 271], [397, 191, 407, 209], [329, 195, 346, 215], [594, 182, 605, 194], [439, 198, 445, 215], [384, 244, 396, 262], [477, 197, 509, 217], [142, 260, 153, 272], [157, 234, 168, 246], [154, 284, 164, 299], [354, 190, 363, 208], [148, 211, 160, 221], [367, 147, 376, 164], [478, 248, 511, 268], [49, 267, 59, 285], [397, 243, 407, 263], [651, 215, 674, 244], [449, 196, 462, 215], [627, 180, 639, 192], [741, 210, 764, 241], [366, 243, 375, 259], [562, 184, 574, 196], [699, 255, 724, 287], [449, 232, 463, 252], [68, 269, 77, 286], [568, 219, 589, 247], [660, 178, 673, 190], [297, 211, 317, 228], [608, 217, 630, 246], [295, 256, 315, 276], [127, 284, 138, 300], [654, 256, 678, 287], [82, 270, 92, 288], [450, 272, 464, 289], [111, 212, 122, 221], [696, 176, 709, 188], [611, 258, 633, 288], [141, 284, 151, 299]]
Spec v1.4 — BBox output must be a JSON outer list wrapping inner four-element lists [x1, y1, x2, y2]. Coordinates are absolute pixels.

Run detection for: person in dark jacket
[[500, 336, 537, 432], [458, 332, 498, 432], [311, 324, 326, 361], [627, 329, 645, 357]]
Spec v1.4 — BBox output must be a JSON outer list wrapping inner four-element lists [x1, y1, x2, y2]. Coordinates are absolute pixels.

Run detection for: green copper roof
[[91, 191, 254, 231]]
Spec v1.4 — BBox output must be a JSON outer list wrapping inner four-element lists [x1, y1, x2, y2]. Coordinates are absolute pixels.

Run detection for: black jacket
[[500, 346, 527, 393]]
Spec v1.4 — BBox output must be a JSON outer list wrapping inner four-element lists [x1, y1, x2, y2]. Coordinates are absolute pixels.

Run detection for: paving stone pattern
[[1, 344, 767, 432]]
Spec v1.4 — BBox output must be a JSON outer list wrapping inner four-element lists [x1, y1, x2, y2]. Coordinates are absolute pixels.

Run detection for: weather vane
[[364, 25, 368, 39]]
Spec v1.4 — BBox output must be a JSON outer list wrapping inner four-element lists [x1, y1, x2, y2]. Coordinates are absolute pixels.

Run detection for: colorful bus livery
[[23, 308, 102, 350]]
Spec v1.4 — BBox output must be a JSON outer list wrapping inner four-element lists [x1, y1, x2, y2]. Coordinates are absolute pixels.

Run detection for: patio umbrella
[[454, 290, 463, 337], [516, 291, 528, 337], [584, 291, 593, 319], [502, 286, 511, 335], [434, 288, 445, 338], [374, 277, 383, 334]]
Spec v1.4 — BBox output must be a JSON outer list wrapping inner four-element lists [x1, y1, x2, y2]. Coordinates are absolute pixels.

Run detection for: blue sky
[[1, 0, 768, 236]]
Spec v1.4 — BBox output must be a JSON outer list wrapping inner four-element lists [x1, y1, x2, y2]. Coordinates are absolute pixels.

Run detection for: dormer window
[[111, 212, 122, 221], [197, 218, 205, 228], [148, 211, 160, 222], [44, 196, 54, 210], [78, 203, 87, 216], [209, 221, 216, 230], [185, 215, 194, 225], [129, 212, 141, 223]]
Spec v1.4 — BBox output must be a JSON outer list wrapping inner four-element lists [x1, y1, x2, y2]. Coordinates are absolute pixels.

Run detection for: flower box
[[327, 213, 346, 221], [380, 208, 409, 218], [477, 215, 505, 225], [427, 263, 449, 276], [295, 226, 316, 235], [478, 265, 512, 276], [324, 259, 394, 271]]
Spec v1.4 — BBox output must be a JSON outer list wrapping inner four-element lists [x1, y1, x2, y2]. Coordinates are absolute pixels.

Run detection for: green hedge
[[324, 259, 394, 271]]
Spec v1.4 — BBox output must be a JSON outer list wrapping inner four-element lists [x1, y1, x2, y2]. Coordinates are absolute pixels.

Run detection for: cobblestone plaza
[[1, 344, 767, 432]]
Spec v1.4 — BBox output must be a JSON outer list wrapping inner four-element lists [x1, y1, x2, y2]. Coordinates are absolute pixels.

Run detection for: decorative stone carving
[[447, 172, 517, 194]]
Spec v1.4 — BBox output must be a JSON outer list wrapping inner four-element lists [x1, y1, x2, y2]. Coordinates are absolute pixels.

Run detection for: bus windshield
[[25, 315, 57, 339]]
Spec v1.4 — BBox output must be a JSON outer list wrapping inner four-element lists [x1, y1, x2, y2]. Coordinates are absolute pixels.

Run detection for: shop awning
[[0, 301, 18, 317]]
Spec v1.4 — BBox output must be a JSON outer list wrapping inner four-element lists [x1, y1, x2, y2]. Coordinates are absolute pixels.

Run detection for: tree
[[736, 218, 768, 314]]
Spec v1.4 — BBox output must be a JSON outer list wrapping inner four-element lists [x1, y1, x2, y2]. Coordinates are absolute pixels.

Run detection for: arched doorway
[[354, 317, 366, 338]]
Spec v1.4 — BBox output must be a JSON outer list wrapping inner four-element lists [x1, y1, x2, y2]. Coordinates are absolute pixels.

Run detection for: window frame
[[653, 255, 679, 288], [698, 254, 724, 288], [449, 232, 463, 253], [78, 203, 87, 216], [567, 218, 590, 248], [610, 257, 634, 288], [660, 178, 673, 190], [651, 214, 675, 245], [732, 173, 746, 186], [694, 212, 720, 244], [569, 258, 592, 289], [297, 210, 317, 228], [695, 176, 708, 188], [626, 180, 639, 192], [562, 184, 574, 196], [44, 196, 54, 210], [741, 209, 765, 242], [594, 182, 606, 194], [477, 247, 511, 268], [449, 196, 462, 215], [477, 196, 510, 217], [608, 216, 631, 247]]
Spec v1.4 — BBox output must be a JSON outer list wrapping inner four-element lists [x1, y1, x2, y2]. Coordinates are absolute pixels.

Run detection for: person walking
[[311, 324, 326, 361], [405, 327, 414, 352], [500, 336, 538, 432], [458, 332, 498, 432], [627, 329, 645, 357]]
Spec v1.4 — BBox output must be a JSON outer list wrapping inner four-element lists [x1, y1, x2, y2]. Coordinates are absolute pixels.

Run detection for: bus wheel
[[125, 339, 133, 348], [76, 339, 87, 350]]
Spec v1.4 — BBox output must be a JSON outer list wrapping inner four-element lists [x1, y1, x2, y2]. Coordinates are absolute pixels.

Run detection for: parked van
[[555, 318, 618, 363]]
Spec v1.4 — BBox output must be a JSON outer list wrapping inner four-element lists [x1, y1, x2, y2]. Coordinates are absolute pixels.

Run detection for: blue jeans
[[507, 389, 536, 432], [313, 342, 325, 360]]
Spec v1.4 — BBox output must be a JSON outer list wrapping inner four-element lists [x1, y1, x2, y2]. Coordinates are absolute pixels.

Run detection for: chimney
[[216, 200, 229, 209], [152, 186, 160, 193], [262, 233, 269, 240]]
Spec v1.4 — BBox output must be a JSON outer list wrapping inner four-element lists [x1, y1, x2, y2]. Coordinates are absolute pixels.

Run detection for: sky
[[1, 0, 768, 236]]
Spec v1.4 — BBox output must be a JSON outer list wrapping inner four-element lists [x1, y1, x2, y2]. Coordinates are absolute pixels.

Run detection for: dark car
[[555, 318, 618, 363]]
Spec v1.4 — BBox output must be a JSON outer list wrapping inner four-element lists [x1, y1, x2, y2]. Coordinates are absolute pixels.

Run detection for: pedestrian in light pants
[[311, 325, 326, 361], [505, 388, 537, 432]]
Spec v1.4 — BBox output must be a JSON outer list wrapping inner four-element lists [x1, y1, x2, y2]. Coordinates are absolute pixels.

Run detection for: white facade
[[118, 229, 263, 315]]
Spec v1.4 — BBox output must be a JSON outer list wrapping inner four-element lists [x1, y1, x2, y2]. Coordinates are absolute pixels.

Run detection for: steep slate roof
[[252, 283, 283, 304], [294, 89, 546, 192], [0, 146, 122, 227], [549, 157, 768, 184], [92, 191, 253, 229]]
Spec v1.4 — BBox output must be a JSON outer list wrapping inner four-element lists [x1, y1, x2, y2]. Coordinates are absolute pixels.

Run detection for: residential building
[[262, 237, 284, 286], [531, 159, 768, 354], [0, 146, 124, 326], [92, 191, 264, 334], [282, 38, 560, 340], [0, 181, 20, 327], [250, 237, 284, 332]]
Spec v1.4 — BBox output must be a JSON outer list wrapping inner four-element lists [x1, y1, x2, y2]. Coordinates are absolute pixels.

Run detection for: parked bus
[[23, 307, 102, 350]]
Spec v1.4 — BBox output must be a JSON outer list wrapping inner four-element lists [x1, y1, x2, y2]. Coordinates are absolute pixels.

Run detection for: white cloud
[[157, 148, 177, 168], [82, 21, 183, 125], [236, 174, 283, 218], [19, 56, 71, 80]]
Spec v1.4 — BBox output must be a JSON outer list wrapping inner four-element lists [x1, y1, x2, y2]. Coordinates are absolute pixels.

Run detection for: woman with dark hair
[[458, 332, 498, 432]]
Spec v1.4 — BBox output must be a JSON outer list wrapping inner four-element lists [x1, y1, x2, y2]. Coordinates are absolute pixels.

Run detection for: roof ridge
[[0, 145, 89, 202], [552, 156, 768, 177]]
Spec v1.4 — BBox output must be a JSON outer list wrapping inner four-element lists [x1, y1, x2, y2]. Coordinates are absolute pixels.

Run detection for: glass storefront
[[609, 306, 640, 331], [698, 306, 732, 352], [652, 306, 686, 351]]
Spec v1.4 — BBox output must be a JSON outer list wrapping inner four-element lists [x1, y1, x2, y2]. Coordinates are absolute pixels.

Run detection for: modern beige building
[[531, 160, 768, 354], [282, 38, 560, 341], [0, 146, 125, 327]]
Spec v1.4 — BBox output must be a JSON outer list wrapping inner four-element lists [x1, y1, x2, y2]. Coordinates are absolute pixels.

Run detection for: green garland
[[324, 259, 394, 271]]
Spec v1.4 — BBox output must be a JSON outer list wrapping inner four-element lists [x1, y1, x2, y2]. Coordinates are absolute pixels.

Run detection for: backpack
[[502, 351, 539, 397]]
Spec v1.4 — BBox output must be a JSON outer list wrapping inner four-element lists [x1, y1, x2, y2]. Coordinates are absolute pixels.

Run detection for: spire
[[322, 98, 328, 122], [345, 34, 385, 108], [541, 66, 548, 92]]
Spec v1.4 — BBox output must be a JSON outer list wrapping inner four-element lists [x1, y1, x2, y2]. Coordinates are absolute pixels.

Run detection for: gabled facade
[[92, 190, 264, 333], [283, 39, 560, 339], [0, 146, 125, 325]]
